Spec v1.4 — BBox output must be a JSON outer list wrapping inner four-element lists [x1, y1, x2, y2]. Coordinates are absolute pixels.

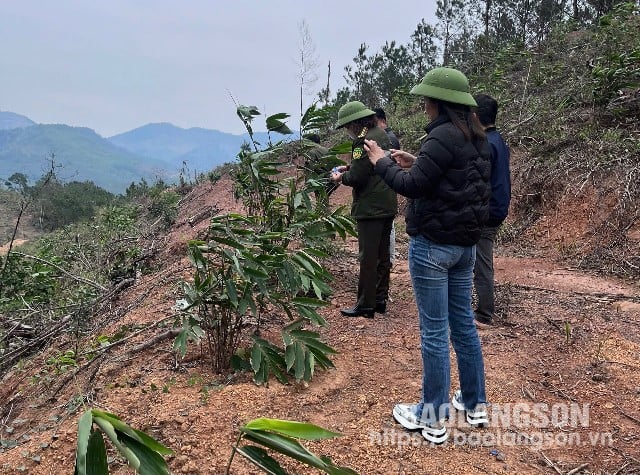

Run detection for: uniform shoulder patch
[[352, 147, 363, 160]]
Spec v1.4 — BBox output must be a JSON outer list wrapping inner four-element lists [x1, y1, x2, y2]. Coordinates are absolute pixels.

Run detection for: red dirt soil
[[1, 174, 639, 474]]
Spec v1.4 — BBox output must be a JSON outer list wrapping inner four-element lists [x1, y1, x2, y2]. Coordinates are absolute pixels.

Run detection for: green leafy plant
[[75, 409, 173, 475], [226, 418, 357, 475], [46, 349, 78, 374], [176, 214, 339, 381], [175, 105, 355, 383], [591, 2, 640, 105]]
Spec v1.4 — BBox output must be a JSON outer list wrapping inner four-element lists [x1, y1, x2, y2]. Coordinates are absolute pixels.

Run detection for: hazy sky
[[1, 1, 437, 137]]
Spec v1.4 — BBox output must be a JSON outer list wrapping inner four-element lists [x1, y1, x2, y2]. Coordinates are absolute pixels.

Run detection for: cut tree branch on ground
[[620, 409, 640, 425], [49, 317, 179, 399], [540, 451, 563, 475], [510, 282, 640, 303], [126, 328, 181, 355], [567, 462, 589, 475], [11, 252, 107, 292], [0, 315, 72, 372], [76, 314, 176, 358]]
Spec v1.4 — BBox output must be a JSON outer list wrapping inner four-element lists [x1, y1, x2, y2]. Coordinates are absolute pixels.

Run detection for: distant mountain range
[[0, 111, 278, 194]]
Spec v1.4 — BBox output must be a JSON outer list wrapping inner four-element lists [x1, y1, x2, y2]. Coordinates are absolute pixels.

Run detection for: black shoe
[[474, 314, 493, 327], [375, 301, 387, 314], [340, 306, 375, 318]]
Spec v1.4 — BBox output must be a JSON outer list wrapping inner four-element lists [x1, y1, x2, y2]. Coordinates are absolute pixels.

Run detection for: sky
[[1, 1, 437, 137]]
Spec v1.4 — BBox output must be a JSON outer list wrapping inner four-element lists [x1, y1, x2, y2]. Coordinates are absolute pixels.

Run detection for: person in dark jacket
[[364, 68, 491, 444], [373, 108, 401, 149], [473, 94, 511, 327], [330, 101, 397, 318], [374, 107, 401, 266]]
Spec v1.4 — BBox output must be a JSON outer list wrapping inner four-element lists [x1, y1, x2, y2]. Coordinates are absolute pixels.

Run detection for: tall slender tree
[[436, 0, 467, 64], [296, 20, 320, 120], [409, 19, 439, 79]]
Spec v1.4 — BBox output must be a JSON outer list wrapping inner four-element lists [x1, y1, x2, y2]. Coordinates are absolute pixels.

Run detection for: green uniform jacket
[[341, 126, 397, 220]]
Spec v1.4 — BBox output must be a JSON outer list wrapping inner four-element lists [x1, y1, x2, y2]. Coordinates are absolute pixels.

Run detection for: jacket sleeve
[[341, 139, 374, 189], [375, 134, 451, 198], [488, 139, 511, 222]]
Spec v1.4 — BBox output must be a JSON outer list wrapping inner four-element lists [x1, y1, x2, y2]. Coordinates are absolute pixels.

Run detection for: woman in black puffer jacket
[[364, 67, 491, 445]]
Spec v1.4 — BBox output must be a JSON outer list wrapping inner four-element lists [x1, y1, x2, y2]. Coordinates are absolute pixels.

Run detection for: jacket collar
[[425, 114, 451, 134]]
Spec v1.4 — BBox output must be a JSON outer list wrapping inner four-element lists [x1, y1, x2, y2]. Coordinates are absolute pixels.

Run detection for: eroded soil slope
[[1, 176, 639, 474]]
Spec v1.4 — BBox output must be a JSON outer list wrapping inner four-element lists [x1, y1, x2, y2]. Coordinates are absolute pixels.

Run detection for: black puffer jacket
[[374, 115, 491, 246], [341, 126, 397, 221]]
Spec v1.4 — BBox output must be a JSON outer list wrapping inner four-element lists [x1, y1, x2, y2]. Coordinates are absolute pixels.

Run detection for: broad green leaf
[[296, 306, 327, 326], [291, 296, 328, 308], [267, 112, 290, 121], [117, 432, 171, 475], [91, 411, 172, 456], [311, 281, 323, 299], [84, 430, 108, 475], [75, 410, 93, 475], [304, 248, 330, 258], [235, 445, 287, 475], [292, 331, 338, 354], [241, 430, 339, 473], [291, 254, 316, 274], [243, 418, 341, 440], [208, 235, 246, 249], [266, 113, 293, 135], [328, 141, 353, 155], [294, 342, 306, 380], [173, 328, 189, 357], [251, 341, 263, 373], [242, 266, 269, 279], [225, 279, 238, 307], [320, 455, 360, 475], [263, 346, 289, 384], [284, 342, 295, 371], [93, 417, 139, 470], [307, 346, 336, 369], [282, 319, 305, 333], [237, 105, 261, 121], [304, 350, 314, 381]]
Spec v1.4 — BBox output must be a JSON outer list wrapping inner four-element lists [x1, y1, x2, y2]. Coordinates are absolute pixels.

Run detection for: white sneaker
[[392, 404, 426, 430], [452, 390, 489, 426], [393, 404, 449, 444], [421, 422, 449, 444]]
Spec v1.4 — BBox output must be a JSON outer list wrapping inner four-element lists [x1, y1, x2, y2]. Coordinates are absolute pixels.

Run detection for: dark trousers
[[356, 217, 394, 308], [473, 225, 500, 322]]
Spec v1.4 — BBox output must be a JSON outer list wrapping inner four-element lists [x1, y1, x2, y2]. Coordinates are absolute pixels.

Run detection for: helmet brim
[[410, 83, 477, 107], [336, 108, 375, 129]]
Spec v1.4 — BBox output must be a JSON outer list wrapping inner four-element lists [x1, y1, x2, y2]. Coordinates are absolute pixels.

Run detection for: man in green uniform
[[330, 101, 397, 317]]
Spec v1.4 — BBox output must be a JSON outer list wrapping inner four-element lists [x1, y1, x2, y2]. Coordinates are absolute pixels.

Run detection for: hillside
[[0, 111, 34, 130], [0, 115, 281, 195], [109, 123, 279, 175], [0, 172, 638, 474], [0, 124, 171, 194], [0, 189, 40, 246]]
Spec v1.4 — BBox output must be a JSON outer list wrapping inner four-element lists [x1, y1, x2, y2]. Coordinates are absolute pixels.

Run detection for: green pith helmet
[[410, 67, 477, 107], [336, 101, 375, 129]]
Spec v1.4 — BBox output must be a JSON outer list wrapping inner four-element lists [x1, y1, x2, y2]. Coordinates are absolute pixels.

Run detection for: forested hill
[[0, 113, 275, 194], [108, 123, 273, 176], [0, 124, 169, 194], [0, 111, 34, 130]]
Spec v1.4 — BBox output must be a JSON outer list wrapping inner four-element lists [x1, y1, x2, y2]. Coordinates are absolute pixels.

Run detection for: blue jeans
[[408, 235, 487, 423]]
